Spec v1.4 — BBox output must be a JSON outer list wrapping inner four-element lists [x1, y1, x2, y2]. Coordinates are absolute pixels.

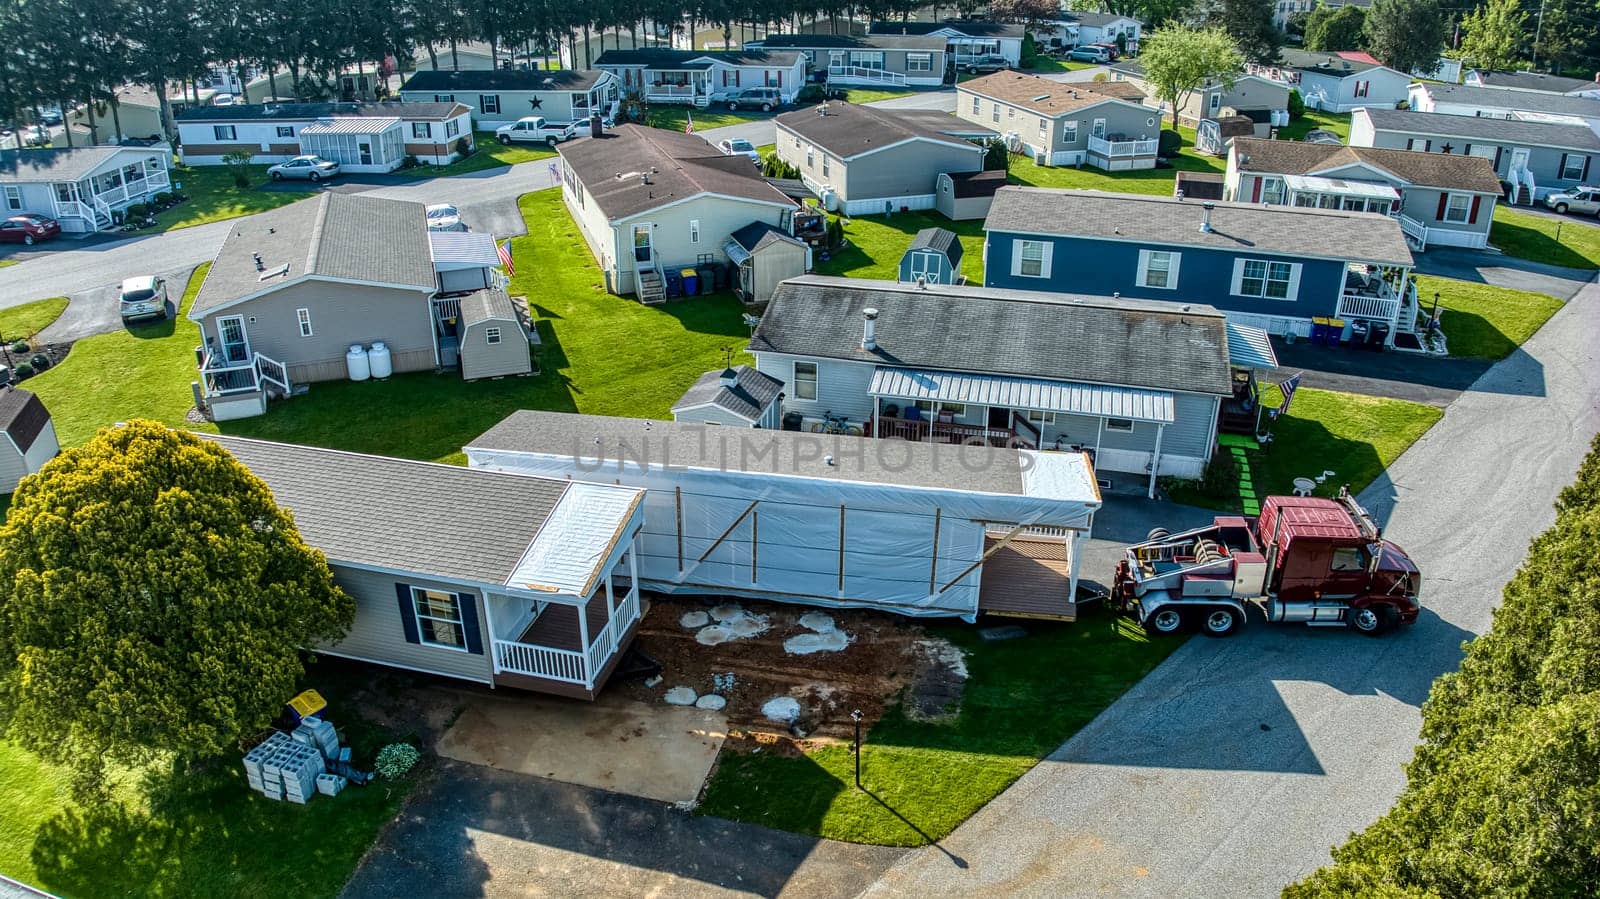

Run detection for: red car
[[0, 214, 60, 246]]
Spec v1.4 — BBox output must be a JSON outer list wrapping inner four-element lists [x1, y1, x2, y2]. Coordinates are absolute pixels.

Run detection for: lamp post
[[850, 709, 863, 789], [1429, 291, 1441, 334]]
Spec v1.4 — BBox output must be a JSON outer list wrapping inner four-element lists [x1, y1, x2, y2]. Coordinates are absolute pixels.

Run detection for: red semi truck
[[1113, 490, 1422, 637]]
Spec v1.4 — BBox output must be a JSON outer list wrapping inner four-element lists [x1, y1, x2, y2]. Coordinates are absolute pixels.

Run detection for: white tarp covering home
[[466, 411, 1102, 620]]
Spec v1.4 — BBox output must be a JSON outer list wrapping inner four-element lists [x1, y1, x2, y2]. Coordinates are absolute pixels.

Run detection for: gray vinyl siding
[[955, 94, 1159, 160], [0, 441, 27, 492], [198, 280, 435, 384], [754, 354, 876, 423], [460, 318, 532, 380], [320, 564, 494, 684], [801, 47, 948, 80], [1165, 392, 1219, 457], [1359, 128, 1600, 191], [841, 139, 984, 202]]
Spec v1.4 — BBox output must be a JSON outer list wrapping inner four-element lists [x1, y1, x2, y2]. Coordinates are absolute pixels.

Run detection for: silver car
[[118, 275, 169, 324], [1544, 186, 1600, 216], [267, 155, 341, 182]]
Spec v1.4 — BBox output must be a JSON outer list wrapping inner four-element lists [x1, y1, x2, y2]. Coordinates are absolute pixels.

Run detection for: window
[[1561, 153, 1586, 181], [1330, 547, 1365, 571], [1209, 92, 1220, 112], [1354, 80, 1368, 98], [410, 587, 467, 650], [2, 186, 19, 210], [992, 102, 1000, 123], [433, 94, 455, 103], [295, 308, 312, 337], [1234, 258, 1299, 300], [485, 327, 502, 344], [412, 121, 432, 139], [1260, 176, 1285, 204], [1406, 137, 1431, 152], [1025, 410, 1056, 424], [806, 143, 814, 167], [1105, 418, 1134, 432], [914, 400, 966, 417], [1443, 193, 1472, 223], [213, 125, 236, 140], [1136, 249, 1180, 289], [276, 125, 294, 138], [848, 50, 885, 70], [1091, 117, 1106, 138], [573, 91, 590, 109], [445, 119, 460, 138], [907, 53, 932, 73], [1016, 239, 1049, 278], [793, 361, 818, 400], [1038, 116, 1048, 137], [972, 96, 981, 114], [822, 154, 831, 176], [480, 94, 500, 115], [689, 219, 701, 243], [1063, 120, 1078, 143]]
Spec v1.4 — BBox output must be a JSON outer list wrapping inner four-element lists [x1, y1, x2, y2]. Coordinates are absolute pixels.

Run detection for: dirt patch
[[8, 340, 71, 383], [904, 638, 970, 722]]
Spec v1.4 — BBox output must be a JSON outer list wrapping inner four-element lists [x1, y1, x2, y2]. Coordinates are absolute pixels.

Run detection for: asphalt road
[[860, 273, 1600, 897]]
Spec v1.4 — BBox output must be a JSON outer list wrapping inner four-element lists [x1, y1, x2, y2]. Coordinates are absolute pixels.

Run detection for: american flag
[[1269, 373, 1302, 420], [684, 110, 694, 134], [497, 239, 515, 278]]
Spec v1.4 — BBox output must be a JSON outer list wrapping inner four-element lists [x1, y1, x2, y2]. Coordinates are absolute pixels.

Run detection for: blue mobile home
[[981, 187, 1419, 344]]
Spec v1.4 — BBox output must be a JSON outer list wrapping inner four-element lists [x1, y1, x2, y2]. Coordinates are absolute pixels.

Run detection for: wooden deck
[[978, 535, 1077, 620], [492, 598, 639, 700]]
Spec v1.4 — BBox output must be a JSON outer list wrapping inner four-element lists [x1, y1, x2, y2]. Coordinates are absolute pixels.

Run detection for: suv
[[725, 87, 784, 112], [959, 54, 1009, 74], [118, 275, 169, 324], [1068, 45, 1113, 63], [1544, 186, 1600, 216]]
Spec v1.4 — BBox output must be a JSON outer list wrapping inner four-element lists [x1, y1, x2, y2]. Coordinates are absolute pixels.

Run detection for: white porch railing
[[1337, 291, 1401, 321], [585, 584, 640, 679], [198, 350, 292, 397], [1088, 136, 1159, 157], [493, 640, 587, 684], [1397, 213, 1429, 249], [1508, 166, 1536, 204], [645, 83, 707, 106], [256, 352, 289, 392], [827, 64, 907, 85]]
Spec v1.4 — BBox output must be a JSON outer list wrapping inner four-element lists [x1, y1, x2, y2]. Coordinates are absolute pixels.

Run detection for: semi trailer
[[1113, 490, 1421, 637]]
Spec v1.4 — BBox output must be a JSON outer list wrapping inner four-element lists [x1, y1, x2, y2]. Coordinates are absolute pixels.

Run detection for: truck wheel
[[1146, 527, 1170, 542], [546, 136, 559, 147], [1201, 606, 1241, 637], [498, 134, 512, 145], [1144, 606, 1185, 635], [1350, 604, 1396, 636], [1555, 202, 1569, 214]]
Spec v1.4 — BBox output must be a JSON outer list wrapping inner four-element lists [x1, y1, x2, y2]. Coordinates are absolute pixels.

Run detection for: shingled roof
[[774, 102, 983, 158], [400, 69, 610, 93], [1231, 137, 1503, 193], [1420, 81, 1600, 118], [0, 388, 52, 453], [754, 33, 946, 51], [748, 275, 1234, 396], [868, 20, 1025, 39], [1357, 107, 1600, 151], [671, 365, 784, 421], [557, 124, 795, 221], [959, 70, 1150, 117], [594, 48, 802, 68]]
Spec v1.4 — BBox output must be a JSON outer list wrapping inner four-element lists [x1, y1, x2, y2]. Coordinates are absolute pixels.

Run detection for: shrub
[[13, 363, 33, 379], [760, 152, 800, 179], [152, 191, 171, 207], [1092, 72, 1109, 82], [1287, 88, 1306, 120], [797, 83, 825, 103], [1158, 129, 1183, 156], [400, 154, 420, 169], [374, 742, 421, 779], [11, 341, 28, 355], [29, 353, 49, 371], [825, 215, 845, 250], [454, 136, 472, 158], [124, 203, 147, 219], [983, 137, 1010, 173], [222, 149, 254, 188]]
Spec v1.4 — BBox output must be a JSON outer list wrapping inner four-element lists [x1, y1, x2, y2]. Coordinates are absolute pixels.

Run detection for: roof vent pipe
[[861, 307, 879, 351], [252, 252, 264, 271], [720, 367, 738, 388], [1200, 202, 1215, 234]]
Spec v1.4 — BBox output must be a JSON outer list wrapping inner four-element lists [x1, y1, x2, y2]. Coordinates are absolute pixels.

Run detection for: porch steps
[[637, 270, 666, 305], [1216, 433, 1262, 517]]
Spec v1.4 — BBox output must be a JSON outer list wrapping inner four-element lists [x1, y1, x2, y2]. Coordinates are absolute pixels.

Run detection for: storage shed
[[935, 169, 1006, 221], [898, 227, 964, 285], [1195, 115, 1257, 157], [466, 412, 1103, 621], [297, 117, 406, 173], [724, 222, 810, 305], [458, 288, 531, 381], [671, 365, 784, 428], [0, 388, 59, 492]]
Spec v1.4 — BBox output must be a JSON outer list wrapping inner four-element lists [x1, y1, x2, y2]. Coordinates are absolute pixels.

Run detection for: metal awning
[[1225, 322, 1279, 369], [1282, 173, 1400, 200], [299, 116, 401, 135], [869, 367, 1175, 424], [430, 231, 500, 270], [722, 239, 752, 265]]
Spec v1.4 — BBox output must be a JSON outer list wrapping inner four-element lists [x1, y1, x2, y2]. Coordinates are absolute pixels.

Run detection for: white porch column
[[1147, 422, 1166, 499], [873, 395, 881, 437], [481, 591, 502, 676], [627, 545, 641, 620], [1094, 416, 1105, 461], [605, 568, 618, 653], [576, 596, 592, 689], [1066, 530, 1083, 612]]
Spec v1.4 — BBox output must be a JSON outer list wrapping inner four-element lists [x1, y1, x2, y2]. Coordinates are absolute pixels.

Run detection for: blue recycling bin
[[681, 268, 699, 296]]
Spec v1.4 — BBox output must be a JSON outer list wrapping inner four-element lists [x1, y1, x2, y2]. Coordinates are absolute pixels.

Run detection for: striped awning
[[722, 239, 752, 265], [1226, 322, 1279, 369], [869, 367, 1175, 424]]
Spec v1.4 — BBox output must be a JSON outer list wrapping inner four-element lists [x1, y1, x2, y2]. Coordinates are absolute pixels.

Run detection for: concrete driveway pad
[[435, 691, 727, 804]]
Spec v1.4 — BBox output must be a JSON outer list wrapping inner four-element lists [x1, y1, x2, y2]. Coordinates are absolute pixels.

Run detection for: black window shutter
[[396, 584, 420, 644], [458, 593, 484, 655], [1583, 156, 1592, 181], [1494, 147, 1503, 171]]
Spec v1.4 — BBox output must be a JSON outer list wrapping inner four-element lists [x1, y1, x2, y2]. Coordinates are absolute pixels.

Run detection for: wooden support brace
[[936, 522, 1029, 596], [697, 499, 759, 563], [928, 508, 942, 594]]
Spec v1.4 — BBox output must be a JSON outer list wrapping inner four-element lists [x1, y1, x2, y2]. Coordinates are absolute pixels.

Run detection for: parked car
[[1544, 186, 1600, 216], [1068, 45, 1113, 63], [21, 126, 49, 147], [212, 93, 237, 107], [717, 137, 761, 164], [37, 108, 63, 127], [425, 203, 467, 232], [496, 116, 576, 146], [267, 155, 340, 182], [725, 87, 785, 112], [959, 54, 1009, 74], [118, 275, 169, 324], [0, 214, 59, 246], [1089, 42, 1122, 61]]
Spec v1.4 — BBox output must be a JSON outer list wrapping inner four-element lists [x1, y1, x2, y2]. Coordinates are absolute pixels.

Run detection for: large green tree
[[1364, 0, 1448, 76], [1140, 25, 1244, 119], [1187, 0, 1279, 62], [1460, 0, 1528, 73], [0, 421, 353, 795], [1304, 5, 1366, 51], [1289, 433, 1600, 897]]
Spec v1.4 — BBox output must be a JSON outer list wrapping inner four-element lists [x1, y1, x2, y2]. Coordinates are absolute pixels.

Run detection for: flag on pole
[[497, 239, 516, 278], [1269, 373, 1302, 420], [684, 110, 694, 134]]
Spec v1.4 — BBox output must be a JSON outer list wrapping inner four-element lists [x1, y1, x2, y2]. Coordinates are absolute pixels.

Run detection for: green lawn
[[1006, 125, 1223, 196], [835, 87, 918, 105], [0, 259, 18, 268], [646, 106, 769, 132], [1166, 385, 1442, 511], [816, 211, 985, 282], [398, 132, 557, 178], [699, 615, 1179, 845], [1489, 206, 1600, 269], [1023, 57, 1100, 73], [156, 165, 304, 233], [0, 297, 68, 340], [1413, 274, 1564, 360], [1277, 110, 1352, 143]]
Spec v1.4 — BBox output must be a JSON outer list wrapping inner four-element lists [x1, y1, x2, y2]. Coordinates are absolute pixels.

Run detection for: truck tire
[[1349, 604, 1397, 636], [1146, 527, 1170, 542], [1144, 606, 1186, 636], [498, 134, 512, 145], [546, 136, 559, 147], [1201, 606, 1241, 637]]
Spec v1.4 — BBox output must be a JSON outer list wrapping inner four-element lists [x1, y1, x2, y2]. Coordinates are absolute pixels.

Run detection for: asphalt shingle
[[960, 71, 1148, 117], [775, 102, 983, 158], [671, 365, 784, 421], [1357, 106, 1600, 151], [556, 124, 795, 221], [1231, 137, 1504, 193], [1420, 81, 1600, 118], [400, 69, 609, 93]]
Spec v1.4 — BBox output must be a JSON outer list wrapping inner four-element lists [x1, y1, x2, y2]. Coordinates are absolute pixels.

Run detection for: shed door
[[909, 250, 943, 284]]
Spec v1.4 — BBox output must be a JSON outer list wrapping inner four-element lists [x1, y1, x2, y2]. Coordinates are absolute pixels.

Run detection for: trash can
[[782, 411, 804, 431], [681, 268, 699, 296], [665, 270, 683, 298], [1368, 322, 1390, 350], [700, 268, 715, 295], [1347, 320, 1369, 346]]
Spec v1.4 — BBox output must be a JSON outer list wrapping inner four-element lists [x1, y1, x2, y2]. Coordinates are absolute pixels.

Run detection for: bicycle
[[810, 410, 863, 436]]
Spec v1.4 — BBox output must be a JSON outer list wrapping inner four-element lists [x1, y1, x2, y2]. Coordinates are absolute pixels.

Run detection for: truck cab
[[1113, 491, 1421, 637], [495, 116, 575, 146]]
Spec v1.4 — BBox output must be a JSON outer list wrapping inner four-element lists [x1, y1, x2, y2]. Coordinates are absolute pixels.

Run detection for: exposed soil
[[618, 596, 968, 756], [6, 340, 71, 382]]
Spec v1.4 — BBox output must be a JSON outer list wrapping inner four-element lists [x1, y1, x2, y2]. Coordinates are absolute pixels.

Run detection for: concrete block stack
[[294, 716, 340, 760], [278, 741, 325, 805], [247, 730, 326, 803], [243, 731, 293, 796], [316, 773, 347, 796]]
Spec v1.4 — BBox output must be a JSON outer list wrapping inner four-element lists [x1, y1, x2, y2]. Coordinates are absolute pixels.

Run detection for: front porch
[[1334, 265, 1420, 348], [196, 346, 291, 421], [643, 70, 711, 107], [50, 154, 172, 232], [488, 551, 644, 700], [1087, 135, 1159, 171]]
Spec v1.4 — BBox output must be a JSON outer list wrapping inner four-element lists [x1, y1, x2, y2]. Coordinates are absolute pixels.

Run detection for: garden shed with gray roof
[[898, 227, 963, 284], [0, 387, 59, 492], [671, 365, 784, 427]]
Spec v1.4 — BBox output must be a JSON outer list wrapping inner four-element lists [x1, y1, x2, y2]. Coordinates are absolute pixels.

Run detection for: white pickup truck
[[495, 116, 577, 146]]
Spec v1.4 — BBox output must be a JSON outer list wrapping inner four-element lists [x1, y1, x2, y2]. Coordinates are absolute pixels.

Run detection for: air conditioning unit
[[1033, 149, 1047, 165]]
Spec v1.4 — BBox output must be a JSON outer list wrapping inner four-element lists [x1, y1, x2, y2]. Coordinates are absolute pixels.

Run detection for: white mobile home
[[399, 69, 621, 128]]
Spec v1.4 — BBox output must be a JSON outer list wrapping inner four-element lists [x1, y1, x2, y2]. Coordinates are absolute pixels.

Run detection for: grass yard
[[154, 165, 303, 233], [816, 211, 985, 281], [646, 106, 769, 132], [0, 297, 68, 339], [1489, 206, 1600, 270], [698, 614, 1179, 845], [1277, 110, 1352, 143], [1007, 125, 1223, 195], [398, 132, 556, 178], [1024, 57, 1101, 73], [834, 86, 918, 105], [1414, 274, 1564, 360], [0, 259, 18, 268], [1165, 385, 1442, 512]]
